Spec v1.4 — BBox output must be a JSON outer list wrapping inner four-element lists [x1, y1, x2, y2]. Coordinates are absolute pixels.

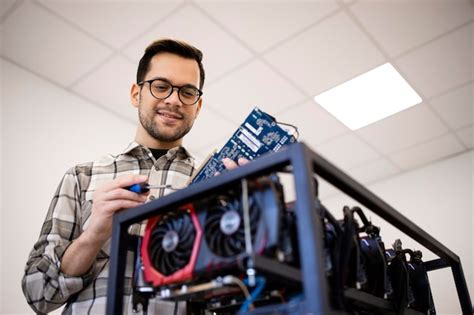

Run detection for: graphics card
[[140, 176, 295, 289], [190, 107, 297, 184]]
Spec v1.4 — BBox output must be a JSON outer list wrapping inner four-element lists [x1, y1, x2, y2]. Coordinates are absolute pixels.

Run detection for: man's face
[[132, 52, 202, 145]]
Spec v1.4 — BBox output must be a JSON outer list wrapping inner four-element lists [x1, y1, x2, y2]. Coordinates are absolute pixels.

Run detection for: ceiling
[[1, 0, 473, 196]]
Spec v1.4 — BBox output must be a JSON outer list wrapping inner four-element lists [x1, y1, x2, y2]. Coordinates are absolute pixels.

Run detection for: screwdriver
[[126, 182, 175, 193]]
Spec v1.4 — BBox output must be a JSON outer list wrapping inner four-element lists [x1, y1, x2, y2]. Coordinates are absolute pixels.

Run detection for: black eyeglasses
[[138, 78, 203, 106]]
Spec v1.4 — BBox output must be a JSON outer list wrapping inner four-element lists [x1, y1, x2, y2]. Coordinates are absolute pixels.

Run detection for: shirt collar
[[120, 141, 195, 161]]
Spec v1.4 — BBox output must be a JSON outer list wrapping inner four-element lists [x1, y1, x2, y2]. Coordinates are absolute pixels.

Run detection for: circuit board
[[190, 107, 297, 184]]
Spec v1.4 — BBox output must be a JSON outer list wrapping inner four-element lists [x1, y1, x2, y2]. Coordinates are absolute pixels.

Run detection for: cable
[[240, 177, 257, 289], [241, 178, 253, 257], [277, 121, 299, 139], [239, 277, 266, 313], [173, 301, 178, 315], [222, 275, 253, 310], [270, 290, 286, 303]]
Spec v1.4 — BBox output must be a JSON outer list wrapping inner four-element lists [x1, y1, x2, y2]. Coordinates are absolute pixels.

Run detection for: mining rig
[[106, 142, 472, 314]]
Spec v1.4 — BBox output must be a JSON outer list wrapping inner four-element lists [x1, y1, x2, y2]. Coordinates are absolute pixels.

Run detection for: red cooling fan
[[141, 204, 202, 286]]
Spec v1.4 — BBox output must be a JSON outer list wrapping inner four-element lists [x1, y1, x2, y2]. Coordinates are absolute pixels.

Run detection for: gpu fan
[[204, 195, 260, 258], [141, 204, 202, 286], [193, 177, 286, 274]]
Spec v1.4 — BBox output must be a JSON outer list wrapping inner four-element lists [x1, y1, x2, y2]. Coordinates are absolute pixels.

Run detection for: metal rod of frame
[[291, 144, 331, 314], [106, 217, 129, 315], [451, 262, 473, 314]]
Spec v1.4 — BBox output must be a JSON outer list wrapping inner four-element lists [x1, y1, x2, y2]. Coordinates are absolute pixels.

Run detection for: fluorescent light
[[314, 63, 422, 130]]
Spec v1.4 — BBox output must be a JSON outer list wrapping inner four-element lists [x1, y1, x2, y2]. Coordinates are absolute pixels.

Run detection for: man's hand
[[84, 174, 149, 244], [221, 157, 250, 172], [61, 174, 148, 276]]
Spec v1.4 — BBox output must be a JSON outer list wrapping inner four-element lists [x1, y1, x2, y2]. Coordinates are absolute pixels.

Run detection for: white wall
[[322, 150, 473, 315], [0, 52, 4, 314], [1, 59, 135, 314]]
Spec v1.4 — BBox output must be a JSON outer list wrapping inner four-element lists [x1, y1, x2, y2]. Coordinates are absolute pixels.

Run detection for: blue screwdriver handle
[[126, 183, 149, 193]]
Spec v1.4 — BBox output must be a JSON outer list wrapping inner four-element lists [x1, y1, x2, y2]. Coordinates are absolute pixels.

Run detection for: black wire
[[173, 301, 178, 315], [276, 121, 299, 139]]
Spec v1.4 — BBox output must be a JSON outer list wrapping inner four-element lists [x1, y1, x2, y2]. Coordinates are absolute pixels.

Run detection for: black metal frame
[[106, 142, 472, 314]]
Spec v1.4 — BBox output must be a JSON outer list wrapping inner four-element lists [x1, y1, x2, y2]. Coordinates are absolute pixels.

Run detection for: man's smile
[[156, 109, 184, 122]]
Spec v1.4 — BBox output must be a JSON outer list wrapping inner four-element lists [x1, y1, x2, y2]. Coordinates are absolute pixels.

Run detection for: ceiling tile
[[456, 125, 473, 149], [264, 11, 385, 96], [347, 158, 400, 185], [430, 83, 473, 130], [396, 23, 473, 98], [196, 0, 339, 53], [277, 102, 349, 149], [1, 2, 112, 86], [314, 133, 380, 171], [389, 133, 465, 170], [38, 0, 183, 49], [203, 59, 306, 123], [71, 55, 137, 121], [183, 107, 235, 153], [122, 4, 253, 83], [350, 0, 472, 57], [357, 103, 448, 154]]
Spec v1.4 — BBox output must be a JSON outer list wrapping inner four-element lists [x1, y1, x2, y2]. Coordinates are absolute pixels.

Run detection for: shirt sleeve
[[22, 167, 97, 314]]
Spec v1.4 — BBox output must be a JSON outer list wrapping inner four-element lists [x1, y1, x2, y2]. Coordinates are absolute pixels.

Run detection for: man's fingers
[[222, 157, 250, 171], [100, 174, 148, 192], [237, 157, 250, 166], [103, 189, 148, 203], [104, 200, 145, 213], [222, 158, 239, 170]]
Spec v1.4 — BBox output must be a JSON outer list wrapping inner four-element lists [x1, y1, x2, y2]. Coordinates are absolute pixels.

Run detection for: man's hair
[[137, 38, 205, 89]]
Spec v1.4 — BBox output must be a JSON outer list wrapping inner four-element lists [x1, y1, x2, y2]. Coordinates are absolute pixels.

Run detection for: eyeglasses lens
[[150, 80, 199, 105]]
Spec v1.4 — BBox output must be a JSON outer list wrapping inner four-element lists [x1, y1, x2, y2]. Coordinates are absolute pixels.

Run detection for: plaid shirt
[[22, 142, 195, 314]]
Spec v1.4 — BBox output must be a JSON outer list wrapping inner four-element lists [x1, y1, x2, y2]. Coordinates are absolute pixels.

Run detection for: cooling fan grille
[[204, 195, 260, 257], [148, 211, 195, 275], [142, 204, 202, 286]]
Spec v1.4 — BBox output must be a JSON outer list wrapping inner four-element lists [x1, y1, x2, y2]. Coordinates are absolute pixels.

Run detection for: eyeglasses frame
[[137, 78, 203, 106]]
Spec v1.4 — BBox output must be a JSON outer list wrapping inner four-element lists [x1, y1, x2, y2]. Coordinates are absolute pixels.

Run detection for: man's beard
[[138, 104, 194, 143]]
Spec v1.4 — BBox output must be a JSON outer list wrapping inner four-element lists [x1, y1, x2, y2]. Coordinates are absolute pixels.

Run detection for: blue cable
[[239, 276, 266, 313], [287, 293, 304, 305]]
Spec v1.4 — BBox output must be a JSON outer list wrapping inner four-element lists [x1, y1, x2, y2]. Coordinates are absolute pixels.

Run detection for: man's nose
[[165, 88, 182, 106]]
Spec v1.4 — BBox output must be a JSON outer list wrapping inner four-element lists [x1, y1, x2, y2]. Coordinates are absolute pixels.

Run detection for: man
[[22, 39, 242, 314]]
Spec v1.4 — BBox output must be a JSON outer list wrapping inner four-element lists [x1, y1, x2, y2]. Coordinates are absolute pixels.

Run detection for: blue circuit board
[[190, 107, 297, 184]]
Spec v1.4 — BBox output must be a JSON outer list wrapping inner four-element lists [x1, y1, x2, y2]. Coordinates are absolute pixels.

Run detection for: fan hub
[[162, 230, 179, 253], [220, 210, 241, 235]]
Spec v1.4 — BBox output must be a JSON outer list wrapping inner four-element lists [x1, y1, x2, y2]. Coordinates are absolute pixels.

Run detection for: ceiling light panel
[[314, 63, 422, 130]]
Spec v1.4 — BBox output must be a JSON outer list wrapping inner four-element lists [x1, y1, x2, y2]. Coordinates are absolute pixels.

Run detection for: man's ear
[[194, 98, 202, 118], [130, 83, 141, 108]]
